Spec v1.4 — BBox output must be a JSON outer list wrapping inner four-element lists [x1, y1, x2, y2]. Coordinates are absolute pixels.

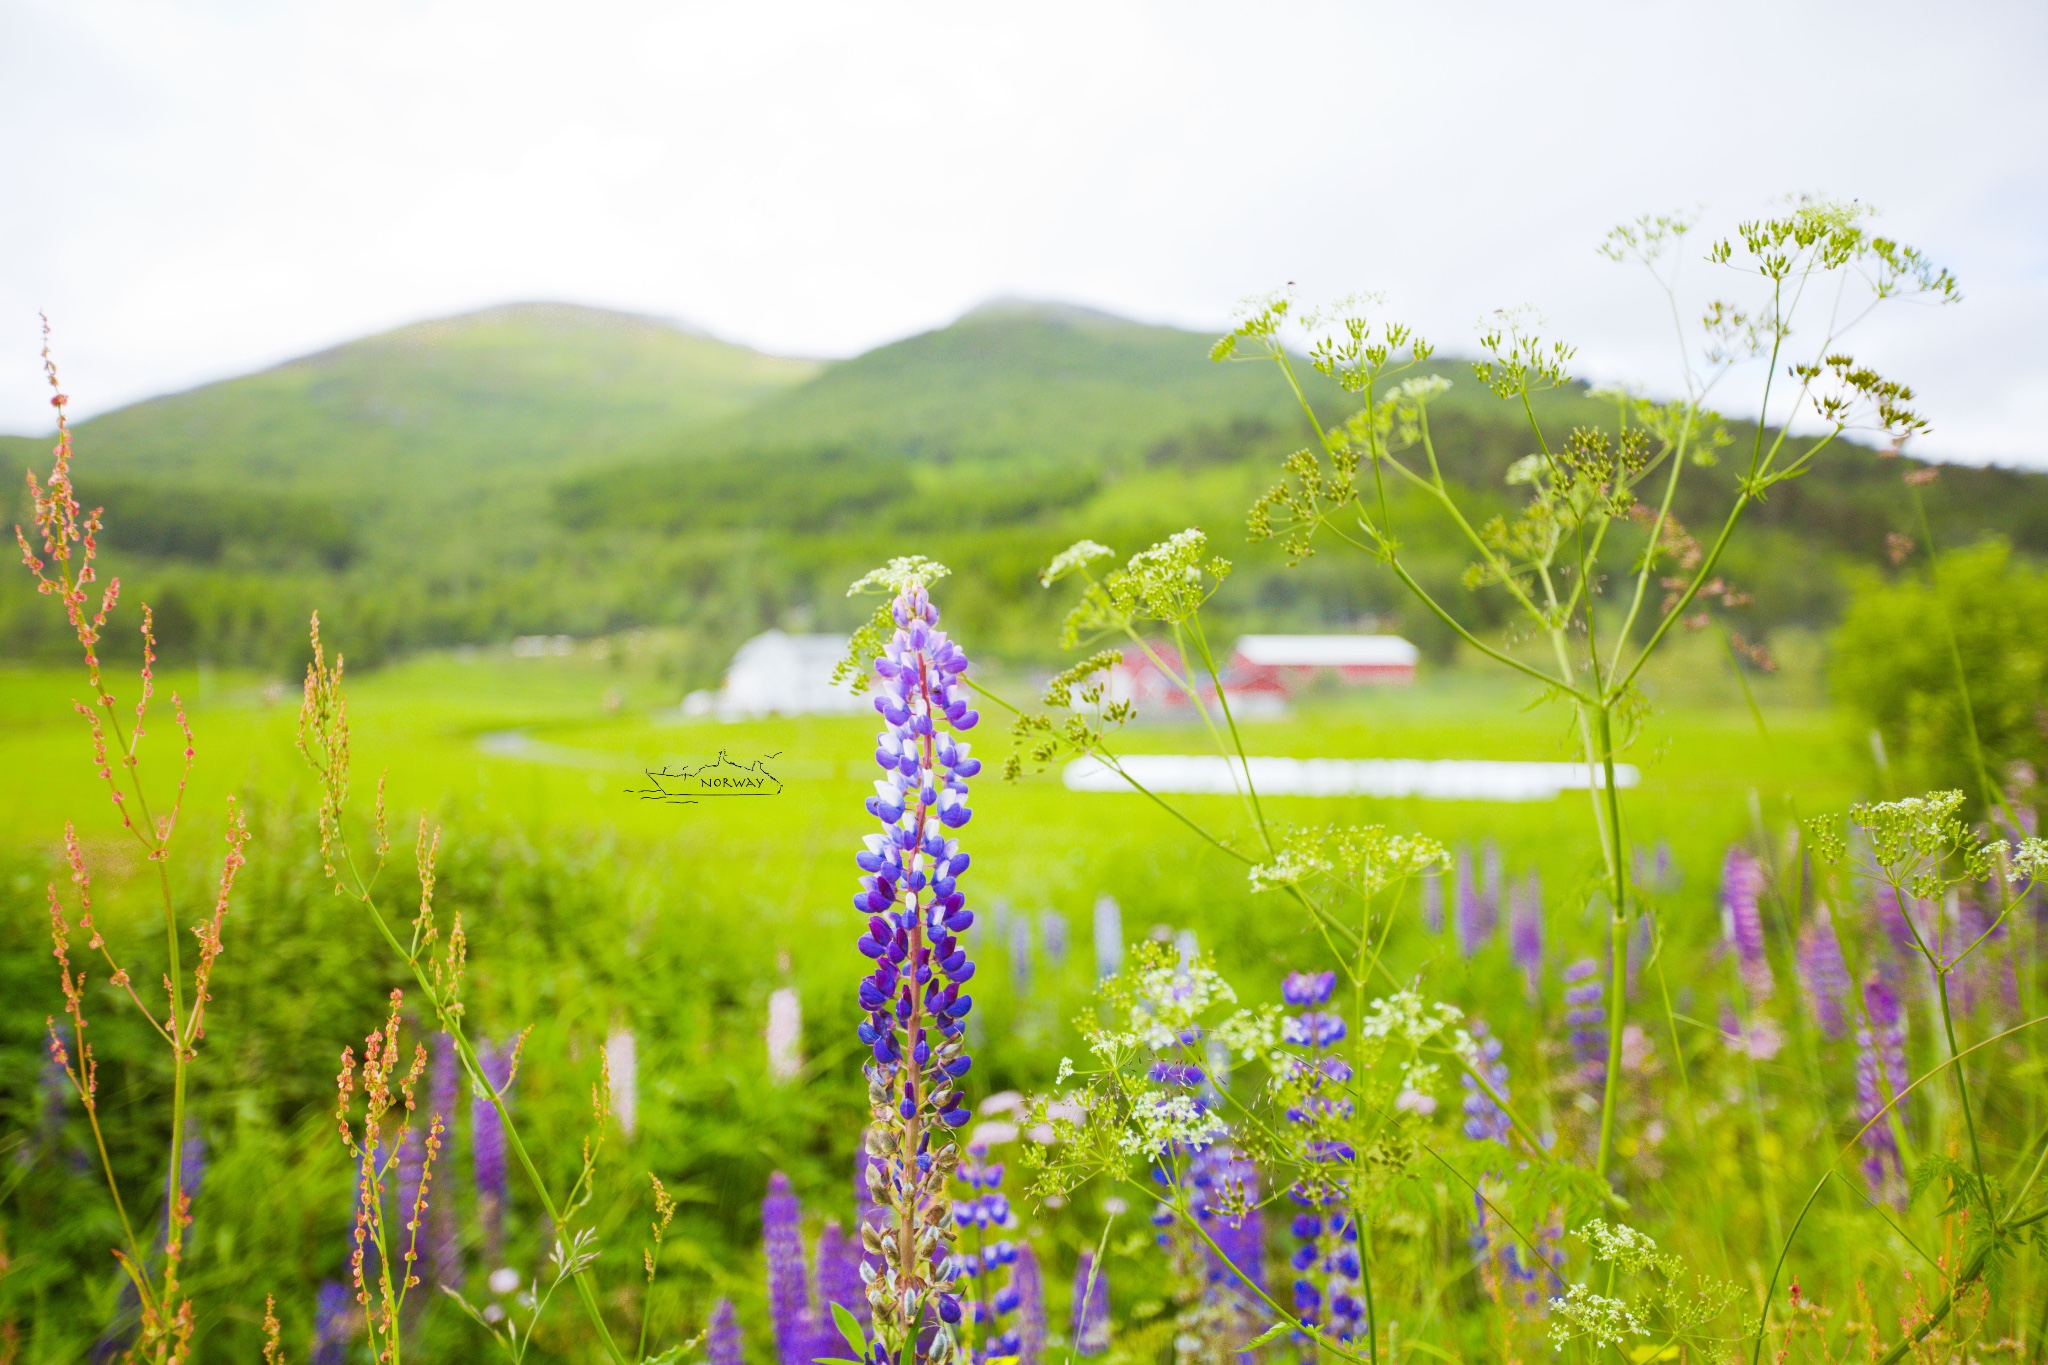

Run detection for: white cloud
[[3, 0, 2043, 462]]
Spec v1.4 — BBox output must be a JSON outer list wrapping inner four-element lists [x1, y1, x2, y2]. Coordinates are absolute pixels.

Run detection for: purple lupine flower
[[849, 571, 981, 1358], [1071, 1249, 1110, 1356], [1453, 846, 1489, 957], [1870, 882, 1922, 959], [950, 1144, 1021, 1362], [707, 1298, 745, 1365], [1508, 874, 1543, 1001], [1632, 840, 1676, 894], [1040, 911, 1070, 970], [1946, 895, 1989, 1014], [1626, 909, 1653, 1001], [474, 1039, 515, 1262], [763, 1171, 813, 1365], [815, 1220, 866, 1357], [1282, 971, 1336, 1007], [1460, 1022, 1512, 1145], [1009, 914, 1034, 998], [429, 1031, 462, 1289], [1721, 848, 1774, 999], [1562, 959, 1606, 1087], [1011, 1243, 1046, 1365], [1190, 1144, 1263, 1302], [1419, 865, 1443, 934], [1471, 1195, 1558, 1306], [1482, 839, 1503, 935], [1855, 974, 1910, 1203], [311, 1279, 355, 1365], [1282, 969, 1362, 1345], [1796, 913, 1852, 1039]]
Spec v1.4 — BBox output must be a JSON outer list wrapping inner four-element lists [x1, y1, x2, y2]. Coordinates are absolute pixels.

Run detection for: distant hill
[[5, 297, 2046, 681], [2, 302, 819, 495]]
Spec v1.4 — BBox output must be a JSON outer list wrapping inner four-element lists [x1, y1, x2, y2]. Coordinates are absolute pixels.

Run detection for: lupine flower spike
[[1011, 1243, 1047, 1365], [846, 561, 982, 1364], [1508, 873, 1543, 1001], [1796, 911, 1852, 1039], [1562, 959, 1606, 1087], [707, 1298, 745, 1365], [1071, 1250, 1109, 1357], [950, 1144, 1021, 1362], [763, 1171, 813, 1365], [1855, 973, 1910, 1205], [1720, 848, 1774, 999], [1281, 970, 1364, 1346]]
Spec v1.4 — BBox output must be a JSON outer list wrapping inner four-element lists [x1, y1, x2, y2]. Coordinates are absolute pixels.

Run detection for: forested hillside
[[5, 298, 2041, 684]]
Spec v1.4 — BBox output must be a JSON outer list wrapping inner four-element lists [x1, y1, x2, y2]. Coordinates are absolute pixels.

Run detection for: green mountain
[[5, 298, 2045, 681], [5, 302, 818, 494]]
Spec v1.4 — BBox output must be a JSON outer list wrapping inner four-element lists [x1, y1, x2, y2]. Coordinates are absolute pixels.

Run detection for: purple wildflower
[[1508, 873, 1543, 1001], [1562, 959, 1606, 1087], [1460, 1022, 1512, 1145], [1071, 1249, 1109, 1357], [850, 573, 980, 1356], [1625, 909, 1653, 1001], [1482, 840, 1503, 931], [1282, 971, 1336, 1007], [1472, 1195, 1559, 1305], [1855, 974, 1910, 1203], [707, 1298, 745, 1365], [429, 1031, 462, 1289], [1632, 841, 1676, 894], [474, 1039, 514, 1262], [1282, 969, 1362, 1345], [1190, 1144, 1263, 1302], [1011, 1244, 1046, 1365], [1871, 882, 1922, 959], [1946, 895, 1989, 1014], [1007, 914, 1034, 998], [1041, 911, 1069, 969], [311, 1279, 355, 1365], [1454, 846, 1494, 957], [815, 1220, 867, 1355], [1721, 848, 1774, 999], [1419, 865, 1443, 934], [763, 1170, 813, 1365], [1149, 1060, 1206, 1087], [950, 1144, 1021, 1362], [1796, 913, 1852, 1039]]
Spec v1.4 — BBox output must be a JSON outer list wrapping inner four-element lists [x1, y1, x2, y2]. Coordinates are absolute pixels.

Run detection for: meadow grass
[[0, 634, 1891, 1360]]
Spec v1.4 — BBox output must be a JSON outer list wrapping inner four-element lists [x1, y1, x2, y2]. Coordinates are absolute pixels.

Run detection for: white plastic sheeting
[[1061, 754, 1638, 802]]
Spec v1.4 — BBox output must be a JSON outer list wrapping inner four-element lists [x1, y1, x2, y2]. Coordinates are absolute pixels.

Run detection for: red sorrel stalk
[[16, 320, 251, 1362]]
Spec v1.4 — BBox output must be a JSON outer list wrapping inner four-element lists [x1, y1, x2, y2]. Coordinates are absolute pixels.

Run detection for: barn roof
[[1232, 634, 1418, 667]]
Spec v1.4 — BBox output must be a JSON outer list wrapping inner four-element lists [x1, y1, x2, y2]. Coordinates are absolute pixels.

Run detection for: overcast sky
[[4, 0, 2043, 462]]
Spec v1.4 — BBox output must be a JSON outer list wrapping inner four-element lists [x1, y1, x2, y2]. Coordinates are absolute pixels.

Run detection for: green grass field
[[19, 629, 2026, 1363]]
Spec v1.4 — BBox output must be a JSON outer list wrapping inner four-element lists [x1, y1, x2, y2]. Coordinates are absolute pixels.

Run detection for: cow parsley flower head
[[1547, 1285, 1647, 1350], [1039, 540, 1115, 587]]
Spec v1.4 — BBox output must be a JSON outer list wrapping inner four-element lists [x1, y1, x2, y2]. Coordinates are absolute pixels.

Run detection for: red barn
[[1228, 635, 1418, 689]]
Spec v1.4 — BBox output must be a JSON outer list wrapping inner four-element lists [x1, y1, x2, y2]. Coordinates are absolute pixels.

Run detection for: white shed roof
[[1232, 635, 1418, 667]]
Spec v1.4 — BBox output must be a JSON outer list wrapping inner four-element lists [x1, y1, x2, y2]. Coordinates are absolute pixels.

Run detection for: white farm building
[[684, 631, 863, 719]]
